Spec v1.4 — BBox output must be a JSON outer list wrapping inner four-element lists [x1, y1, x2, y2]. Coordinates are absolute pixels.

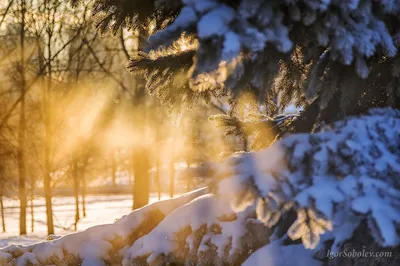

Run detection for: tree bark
[[44, 137, 54, 235], [43, 49, 54, 235], [111, 151, 117, 188], [0, 195, 5, 232], [30, 171, 35, 232], [18, 0, 27, 236], [43, 0, 55, 234], [81, 166, 87, 218], [243, 137, 248, 152], [131, 28, 150, 210], [30, 197, 34, 232], [132, 147, 150, 210], [155, 154, 161, 200], [186, 161, 192, 192], [169, 158, 175, 198], [72, 158, 80, 230], [18, 92, 27, 236]]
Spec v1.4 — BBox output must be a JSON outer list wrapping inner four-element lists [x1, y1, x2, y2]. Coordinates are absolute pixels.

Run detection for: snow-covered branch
[[213, 107, 400, 251]]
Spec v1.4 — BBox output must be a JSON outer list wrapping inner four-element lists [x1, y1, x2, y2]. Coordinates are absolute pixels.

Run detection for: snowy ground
[[0, 193, 171, 248]]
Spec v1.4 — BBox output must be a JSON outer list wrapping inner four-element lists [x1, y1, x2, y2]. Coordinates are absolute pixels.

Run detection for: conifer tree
[[70, 0, 400, 149]]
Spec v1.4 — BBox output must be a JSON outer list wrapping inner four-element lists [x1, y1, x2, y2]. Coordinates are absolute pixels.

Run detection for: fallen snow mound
[[0, 188, 206, 265]]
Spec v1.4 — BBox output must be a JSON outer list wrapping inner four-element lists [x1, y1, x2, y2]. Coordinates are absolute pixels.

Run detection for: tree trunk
[[132, 147, 150, 210], [18, 0, 27, 236], [131, 28, 149, 210], [18, 96, 27, 236], [30, 173, 35, 232], [72, 158, 80, 230], [43, 1, 55, 234], [81, 166, 87, 218], [30, 198, 34, 232], [111, 152, 117, 188], [243, 137, 248, 152], [169, 158, 175, 198], [186, 161, 192, 192], [43, 55, 54, 236], [155, 154, 161, 201], [44, 148, 54, 235], [0, 195, 5, 232]]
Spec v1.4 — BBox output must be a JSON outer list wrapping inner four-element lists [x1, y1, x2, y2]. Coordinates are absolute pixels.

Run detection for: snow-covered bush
[[212, 107, 400, 257], [123, 194, 270, 266], [0, 189, 272, 266], [0, 188, 206, 265]]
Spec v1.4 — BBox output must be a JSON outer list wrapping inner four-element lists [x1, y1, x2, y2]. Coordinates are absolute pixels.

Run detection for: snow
[[124, 194, 240, 264], [150, 0, 400, 96], [78, 240, 112, 263], [0, 251, 11, 264], [351, 194, 400, 246], [295, 178, 345, 219], [0, 188, 207, 265], [242, 238, 321, 266], [183, 0, 218, 13], [213, 108, 400, 250], [355, 57, 369, 78], [1, 108, 399, 264], [31, 242, 63, 263], [223, 31, 241, 61], [0, 193, 174, 240], [15, 252, 39, 266], [168, 6, 197, 32], [121, 193, 265, 265], [197, 5, 235, 38], [0, 236, 42, 249], [283, 104, 303, 114]]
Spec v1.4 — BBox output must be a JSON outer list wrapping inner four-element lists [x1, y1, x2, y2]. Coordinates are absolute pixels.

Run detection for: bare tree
[[0, 153, 6, 232], [17, 0, 27, 235]]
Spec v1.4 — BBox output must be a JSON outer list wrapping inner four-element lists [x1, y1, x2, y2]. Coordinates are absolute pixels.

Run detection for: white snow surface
[[242, 238, 321, 266], [0, 188, 207, 265], [0, 193, 177, 242], [197, 5, 235, 38], [124, 193, 251, 264]]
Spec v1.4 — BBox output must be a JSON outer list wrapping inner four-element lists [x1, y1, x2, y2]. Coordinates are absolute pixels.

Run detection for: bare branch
[[0, 28, 83, 131], [0, 0, 14, 28], [83, 37, 133, 95]]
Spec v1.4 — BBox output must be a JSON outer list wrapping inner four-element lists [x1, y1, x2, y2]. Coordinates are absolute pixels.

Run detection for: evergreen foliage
[[212, 107, 400, 253], [210, 112, 299, 150], [75, 0, 400, 133]]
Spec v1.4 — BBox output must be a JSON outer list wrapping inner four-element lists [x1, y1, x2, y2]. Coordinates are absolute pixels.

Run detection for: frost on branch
[[213, 107, 400, 250]]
